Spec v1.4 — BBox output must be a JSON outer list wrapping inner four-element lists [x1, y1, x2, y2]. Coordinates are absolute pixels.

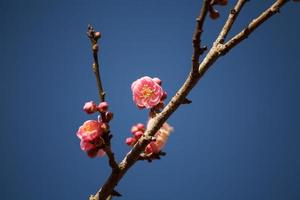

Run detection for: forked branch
[[90, 0, 292, 199]]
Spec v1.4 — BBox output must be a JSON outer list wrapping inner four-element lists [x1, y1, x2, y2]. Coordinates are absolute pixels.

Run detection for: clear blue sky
[[1, 1, 299, 200]]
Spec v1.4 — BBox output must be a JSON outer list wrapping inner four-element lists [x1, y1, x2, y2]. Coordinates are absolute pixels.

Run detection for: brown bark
[[89, 0, 291, 199]]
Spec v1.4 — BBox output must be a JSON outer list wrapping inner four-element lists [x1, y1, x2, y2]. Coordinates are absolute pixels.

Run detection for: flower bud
[[105, 112, 114, 122], [126, 137, 137, 146], [134, 131, 143, 139], [209, 9, 220, 20], [131, 125, 139, 134], [152, 77, 162, 85], [136, 123, 145, 131], [98, 102, 109, 113], [215, 0, 228, 6], [83, 101, 97, 114], [161, 91, 167, 101], [92, 44, 99, 51], [94, 32, 101, 40]]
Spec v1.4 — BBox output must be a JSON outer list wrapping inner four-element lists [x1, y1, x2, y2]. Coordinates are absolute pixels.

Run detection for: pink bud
[[83, 101, 98, 114], [134, 131, 144, 139], [136, 123, 145, 131], [145, 144, 153, 154], [131, 126, 139, 134], [126, 137, 137, 146], [161, 91, 167, 101], [105, 112, 114, 122], [152, 77, 162, 85], [209, 9, 220, 20], [94, 32, 101, 40], [98, 102, 109, 113]]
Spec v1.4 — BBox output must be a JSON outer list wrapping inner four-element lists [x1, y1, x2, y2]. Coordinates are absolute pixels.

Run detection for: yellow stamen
[[141, 85, 154, 98]]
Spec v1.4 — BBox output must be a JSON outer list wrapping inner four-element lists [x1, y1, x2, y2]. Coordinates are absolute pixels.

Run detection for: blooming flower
[[76, 120, 106, 157], [126, 120, 173, 155], [145, 122, 173, 154], [131, 76, 164, 109], [83, 101, 98, 114]]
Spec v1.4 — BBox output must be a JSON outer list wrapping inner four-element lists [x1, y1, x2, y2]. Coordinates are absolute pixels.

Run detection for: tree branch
[[87, 25, 119, 173], [191, 0, 210, 72], [216, 0, 247, 44], [90, 1, 292, 199], [103, 145, 119, 172], [220, 0, 289, 55], [87, 25, 106, 102]]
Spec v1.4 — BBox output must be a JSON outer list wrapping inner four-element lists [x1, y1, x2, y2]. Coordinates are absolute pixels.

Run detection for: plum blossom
[[126, 120, 173, 155], [76, 120, 106, 157], [131, 76, 164, 109], [145, 122, 173, 154]]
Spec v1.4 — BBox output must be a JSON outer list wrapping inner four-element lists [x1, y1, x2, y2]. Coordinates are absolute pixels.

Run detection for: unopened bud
[[209, 9, 220, 20], [92, 44, 99, 51], [161, 91, 167, 101], [136, 123, 145, 131], [94, 32, 101, 40], [131, 125, 139, 134], [105, 112, 114, 122], [126, 137, 137, 146], [134, 131, 144, 139], [83, 101, 97, 114], [98, 102, 109, 113], [215, 0, 228, 6]]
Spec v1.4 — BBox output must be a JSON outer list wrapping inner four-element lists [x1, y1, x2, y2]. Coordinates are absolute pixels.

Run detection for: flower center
[[83, 124, 96, 133], [141, 85, 154, 98]]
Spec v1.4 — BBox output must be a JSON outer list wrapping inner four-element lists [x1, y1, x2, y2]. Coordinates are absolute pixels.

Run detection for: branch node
[[111, 190, 122, 197], [182, 98, 192, 104], [230, 8, 237, 15]]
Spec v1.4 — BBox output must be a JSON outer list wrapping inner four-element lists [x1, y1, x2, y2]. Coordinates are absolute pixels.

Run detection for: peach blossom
[[131, 76, 164, 109]]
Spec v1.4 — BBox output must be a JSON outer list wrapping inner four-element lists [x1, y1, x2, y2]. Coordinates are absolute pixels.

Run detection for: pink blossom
[[131, 76, 164, 109], [83, 101, 98, 114], [76, 120, 106, 157], [76, 120, 103, 141], [145, 121, 173, 154]]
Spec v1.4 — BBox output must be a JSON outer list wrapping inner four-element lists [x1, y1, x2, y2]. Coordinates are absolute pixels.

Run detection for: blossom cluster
[[76, 101, 112, 158], [126, 76, 173, 157], [76, 76, 173, 160], [125, 120, 173, 155]]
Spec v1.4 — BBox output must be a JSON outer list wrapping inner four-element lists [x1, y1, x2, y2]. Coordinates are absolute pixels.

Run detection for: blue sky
[[1, 1, 299, 200]]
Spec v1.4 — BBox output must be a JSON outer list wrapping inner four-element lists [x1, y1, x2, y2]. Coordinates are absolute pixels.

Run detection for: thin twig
[[103, 146, 119, 172], [216, 0, 247, 44], [191, 0, 210, 72], [87, 25, 106, 102], [91, 1, 291, 199], [87, 25, 119, 173], [220, 0, 289, 55]]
